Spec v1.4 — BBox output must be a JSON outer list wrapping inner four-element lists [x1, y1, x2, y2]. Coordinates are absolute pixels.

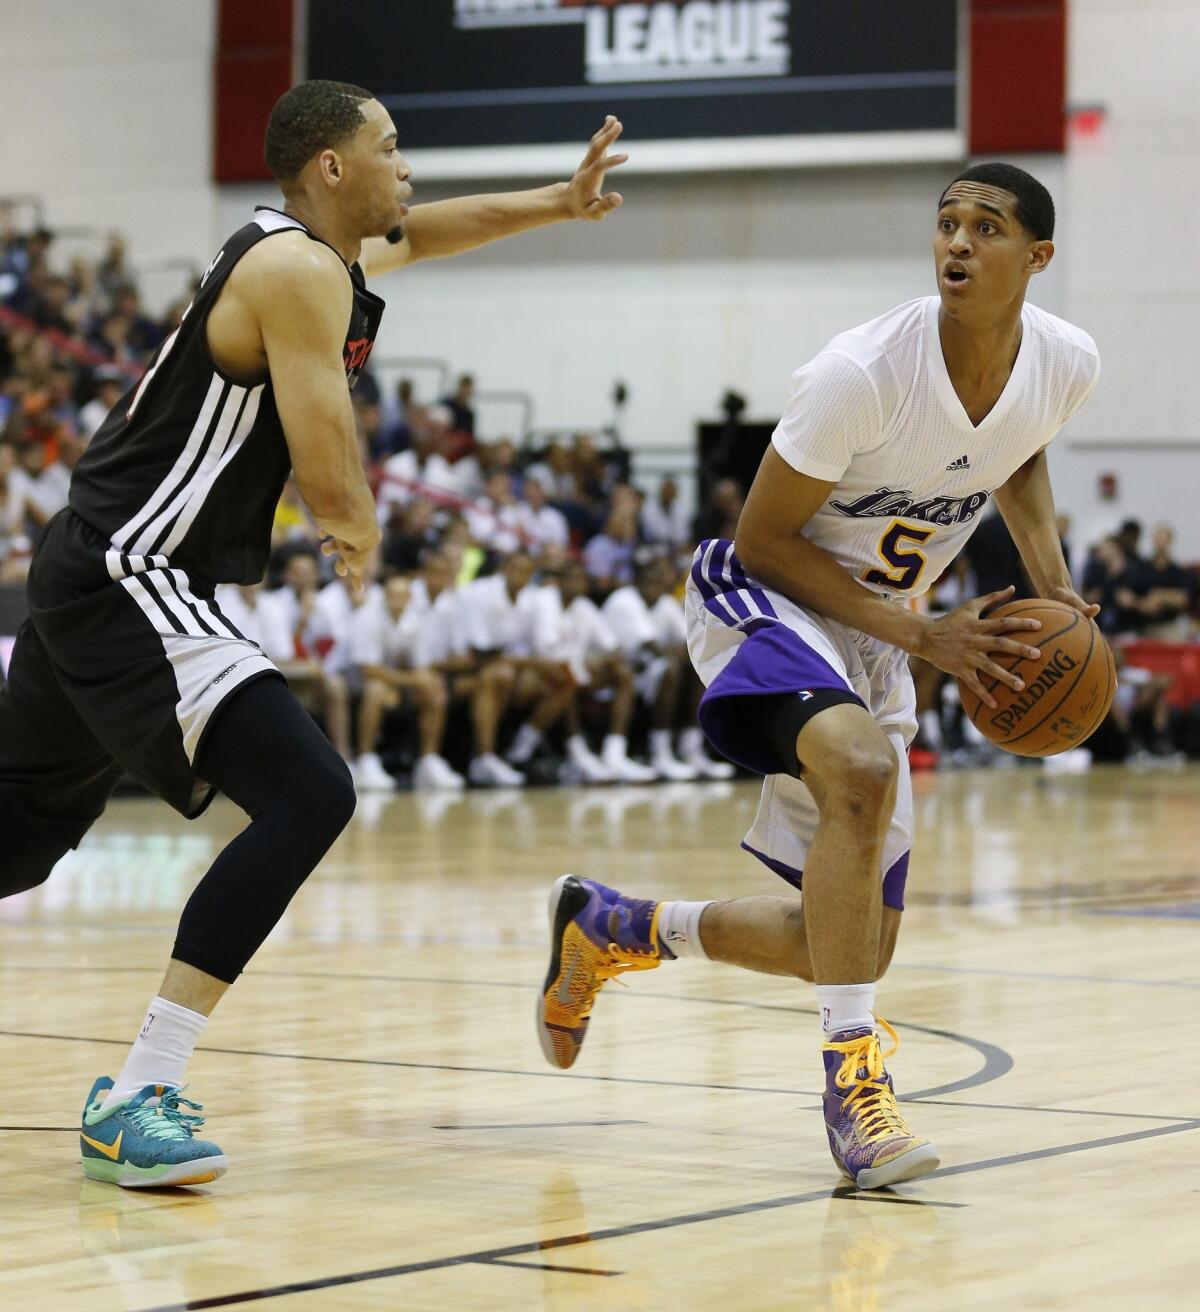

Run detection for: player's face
[[345, 99, 412, 242], [934, 183, 1052, 314]]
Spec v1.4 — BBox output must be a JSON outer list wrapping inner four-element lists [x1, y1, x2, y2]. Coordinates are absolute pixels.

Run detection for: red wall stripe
[[970, 0, 1068, 155], [213, 0, 294, 183]]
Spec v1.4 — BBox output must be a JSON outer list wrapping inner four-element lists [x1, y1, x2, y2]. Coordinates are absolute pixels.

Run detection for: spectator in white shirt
[[641, 475, 691, 550], [541, 561, 657, 784], [602, 557, 732, 780], [466, 471, 524, 555], [8, 440, 70, 536], [513, 473, 570, 556], [523, 440, 575, 502], [252, 551, 351, 761], [457, 550, 575, 786], [350, 574, 464, 792], [77, 367, 125, 442]]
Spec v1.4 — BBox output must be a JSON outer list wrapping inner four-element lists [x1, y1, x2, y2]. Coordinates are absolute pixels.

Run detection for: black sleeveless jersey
[[69, 207, 385, 588]]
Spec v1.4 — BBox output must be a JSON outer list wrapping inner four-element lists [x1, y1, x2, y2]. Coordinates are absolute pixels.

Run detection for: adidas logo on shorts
[[945, 454, 971, 471]]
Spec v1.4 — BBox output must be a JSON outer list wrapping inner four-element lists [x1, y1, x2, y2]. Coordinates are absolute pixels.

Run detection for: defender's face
[[934, 183, 1052, 313], [344, 99, 412, 241]]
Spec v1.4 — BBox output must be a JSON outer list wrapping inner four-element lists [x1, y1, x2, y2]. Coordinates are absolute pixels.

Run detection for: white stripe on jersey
[[157, 386, 263, 558], [127, 382, 249, 556], [112, 374, 227, 553]]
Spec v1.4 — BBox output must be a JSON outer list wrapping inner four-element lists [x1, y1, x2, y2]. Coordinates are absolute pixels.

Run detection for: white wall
[[5, 0, 1197, 552], [222, 163, 1013, 445], [1047, 0, 1200, 556], [0, 0, 217, 310]]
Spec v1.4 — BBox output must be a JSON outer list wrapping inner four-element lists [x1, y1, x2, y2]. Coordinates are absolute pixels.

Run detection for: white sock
[[103, 996, 208, 1107], [679, 727, 705, 759], [506, 723, 543, 764], [815, 983, 876, 1037], [602, 733, 628, 759], [655, 900, 712, 959], [649, 728, 674, 758], [566, 734, 594, 763]]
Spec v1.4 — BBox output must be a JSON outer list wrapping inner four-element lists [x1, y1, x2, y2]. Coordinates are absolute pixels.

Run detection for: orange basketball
[[957, 599, 1116, 757]]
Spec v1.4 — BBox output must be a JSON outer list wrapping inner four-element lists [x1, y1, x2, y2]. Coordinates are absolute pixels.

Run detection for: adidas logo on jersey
[[945, 455, 971, 471]]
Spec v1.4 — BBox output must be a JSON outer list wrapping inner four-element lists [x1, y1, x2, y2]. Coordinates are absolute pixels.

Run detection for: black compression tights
[[174, 676, 356, 983]]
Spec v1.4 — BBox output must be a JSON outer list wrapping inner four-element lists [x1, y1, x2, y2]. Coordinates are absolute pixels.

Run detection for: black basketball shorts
[[0, 509, 282, 843]]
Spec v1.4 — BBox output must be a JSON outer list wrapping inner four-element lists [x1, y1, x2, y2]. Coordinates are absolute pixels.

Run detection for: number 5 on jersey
[[863, 520, 936, 592]]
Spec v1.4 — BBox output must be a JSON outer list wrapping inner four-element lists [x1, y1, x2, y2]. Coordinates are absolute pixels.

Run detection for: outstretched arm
[[359, 117, 628, 277]]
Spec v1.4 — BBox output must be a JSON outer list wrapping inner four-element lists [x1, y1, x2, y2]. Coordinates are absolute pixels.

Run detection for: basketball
[[958, 600, 1117, 757]]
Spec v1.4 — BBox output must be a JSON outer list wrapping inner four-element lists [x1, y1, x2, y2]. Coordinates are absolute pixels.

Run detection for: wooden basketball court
[[2, 764, 1198, 1310]]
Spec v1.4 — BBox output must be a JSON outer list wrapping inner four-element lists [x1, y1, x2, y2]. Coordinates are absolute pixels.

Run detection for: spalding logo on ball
[[957, 599, 1116, 758]]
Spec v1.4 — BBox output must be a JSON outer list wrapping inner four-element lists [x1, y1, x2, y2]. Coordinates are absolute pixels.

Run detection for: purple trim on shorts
[[698, 624, 862, 776], [690, 541, 719, 600], [742, 843, 909, 912]]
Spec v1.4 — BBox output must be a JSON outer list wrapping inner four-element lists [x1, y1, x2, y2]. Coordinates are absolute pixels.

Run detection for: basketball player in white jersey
[[538, 164, 1101, 1188]]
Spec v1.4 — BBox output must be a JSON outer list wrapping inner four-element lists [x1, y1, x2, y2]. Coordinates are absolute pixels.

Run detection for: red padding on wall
[[970, 0, 1067, 155], [214, 0, 294, 183]]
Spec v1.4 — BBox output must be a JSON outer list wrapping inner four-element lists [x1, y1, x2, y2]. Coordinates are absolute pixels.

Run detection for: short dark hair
[[264, 79, 375, 183], [940, 163, 1055, 241]]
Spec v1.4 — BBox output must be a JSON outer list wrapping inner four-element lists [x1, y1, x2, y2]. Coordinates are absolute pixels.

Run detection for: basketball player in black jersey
[[0, 81, 627, 1188]]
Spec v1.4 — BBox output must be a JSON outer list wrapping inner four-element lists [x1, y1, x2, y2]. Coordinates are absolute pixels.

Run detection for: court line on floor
[[483, 1258, 620, 1277], [129, 1117, 1200, 1312], [0, 1002, 1008, 1103], [891, 962, 1200, 990], [0, 1028, 1185, 1127]]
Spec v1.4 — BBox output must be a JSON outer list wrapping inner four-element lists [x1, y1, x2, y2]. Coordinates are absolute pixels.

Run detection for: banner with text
[[306, 1, 962, 176]]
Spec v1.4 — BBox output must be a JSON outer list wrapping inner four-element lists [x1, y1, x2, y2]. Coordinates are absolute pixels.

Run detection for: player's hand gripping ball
[[957, 599, 1116, 756]]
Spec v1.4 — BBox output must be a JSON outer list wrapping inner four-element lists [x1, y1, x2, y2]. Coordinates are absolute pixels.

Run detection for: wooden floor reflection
[[2, 764, 1198, 1311]]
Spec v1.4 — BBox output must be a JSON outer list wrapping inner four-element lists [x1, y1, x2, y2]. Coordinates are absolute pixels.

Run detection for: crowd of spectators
[[912, 508, 1200, 769], [259, 367, 742, 790], [1, 207, 185, 579], [6, 208, 1200, 785]]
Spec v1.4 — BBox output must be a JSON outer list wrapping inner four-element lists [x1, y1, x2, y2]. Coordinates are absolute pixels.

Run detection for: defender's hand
[[918, 586, 1043, 710], [563, 116, 628, 222], [320, 536, 374, 598]]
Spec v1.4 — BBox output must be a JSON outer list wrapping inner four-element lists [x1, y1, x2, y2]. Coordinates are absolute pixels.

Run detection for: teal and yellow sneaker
[[80, 1077, 227, 1188]]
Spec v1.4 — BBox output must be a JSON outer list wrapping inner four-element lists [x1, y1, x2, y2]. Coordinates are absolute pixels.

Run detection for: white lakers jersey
[[771, 296, 1100, 600]]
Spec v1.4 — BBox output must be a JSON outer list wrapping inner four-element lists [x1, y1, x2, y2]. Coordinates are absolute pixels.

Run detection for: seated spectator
[[78, 366, 126, 441], [524, 440, 575, 502], [601, 557, 702, 780], [540, 560, 658, 784], [466, 471, 524, 554], [512, 473, 569, 556], [7, 436, 70, 536], [457, 549, 575, 785], [0, 441, 33, 581], [1083, 537, 1141, 635], [1132, 524, 1197, 638], [374, 377, 420, 460], [350, 574, 465, 792], [441, 372, 476, 436], [641, 475, 690, 549], [693, 477, 744, 542], [377, 408, 482, 524], [271, 477, 320, 546], [251, 551, 352, 761], [382, 496, 441, 572], [583, 504, 638, 590], [109, 285, 166, 356], [31, 275, 74, 334]]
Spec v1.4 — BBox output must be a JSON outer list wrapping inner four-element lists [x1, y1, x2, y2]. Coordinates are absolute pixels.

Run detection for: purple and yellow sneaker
[[821, 1018, 940, 1189], [537, 874, 669, 1069]]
